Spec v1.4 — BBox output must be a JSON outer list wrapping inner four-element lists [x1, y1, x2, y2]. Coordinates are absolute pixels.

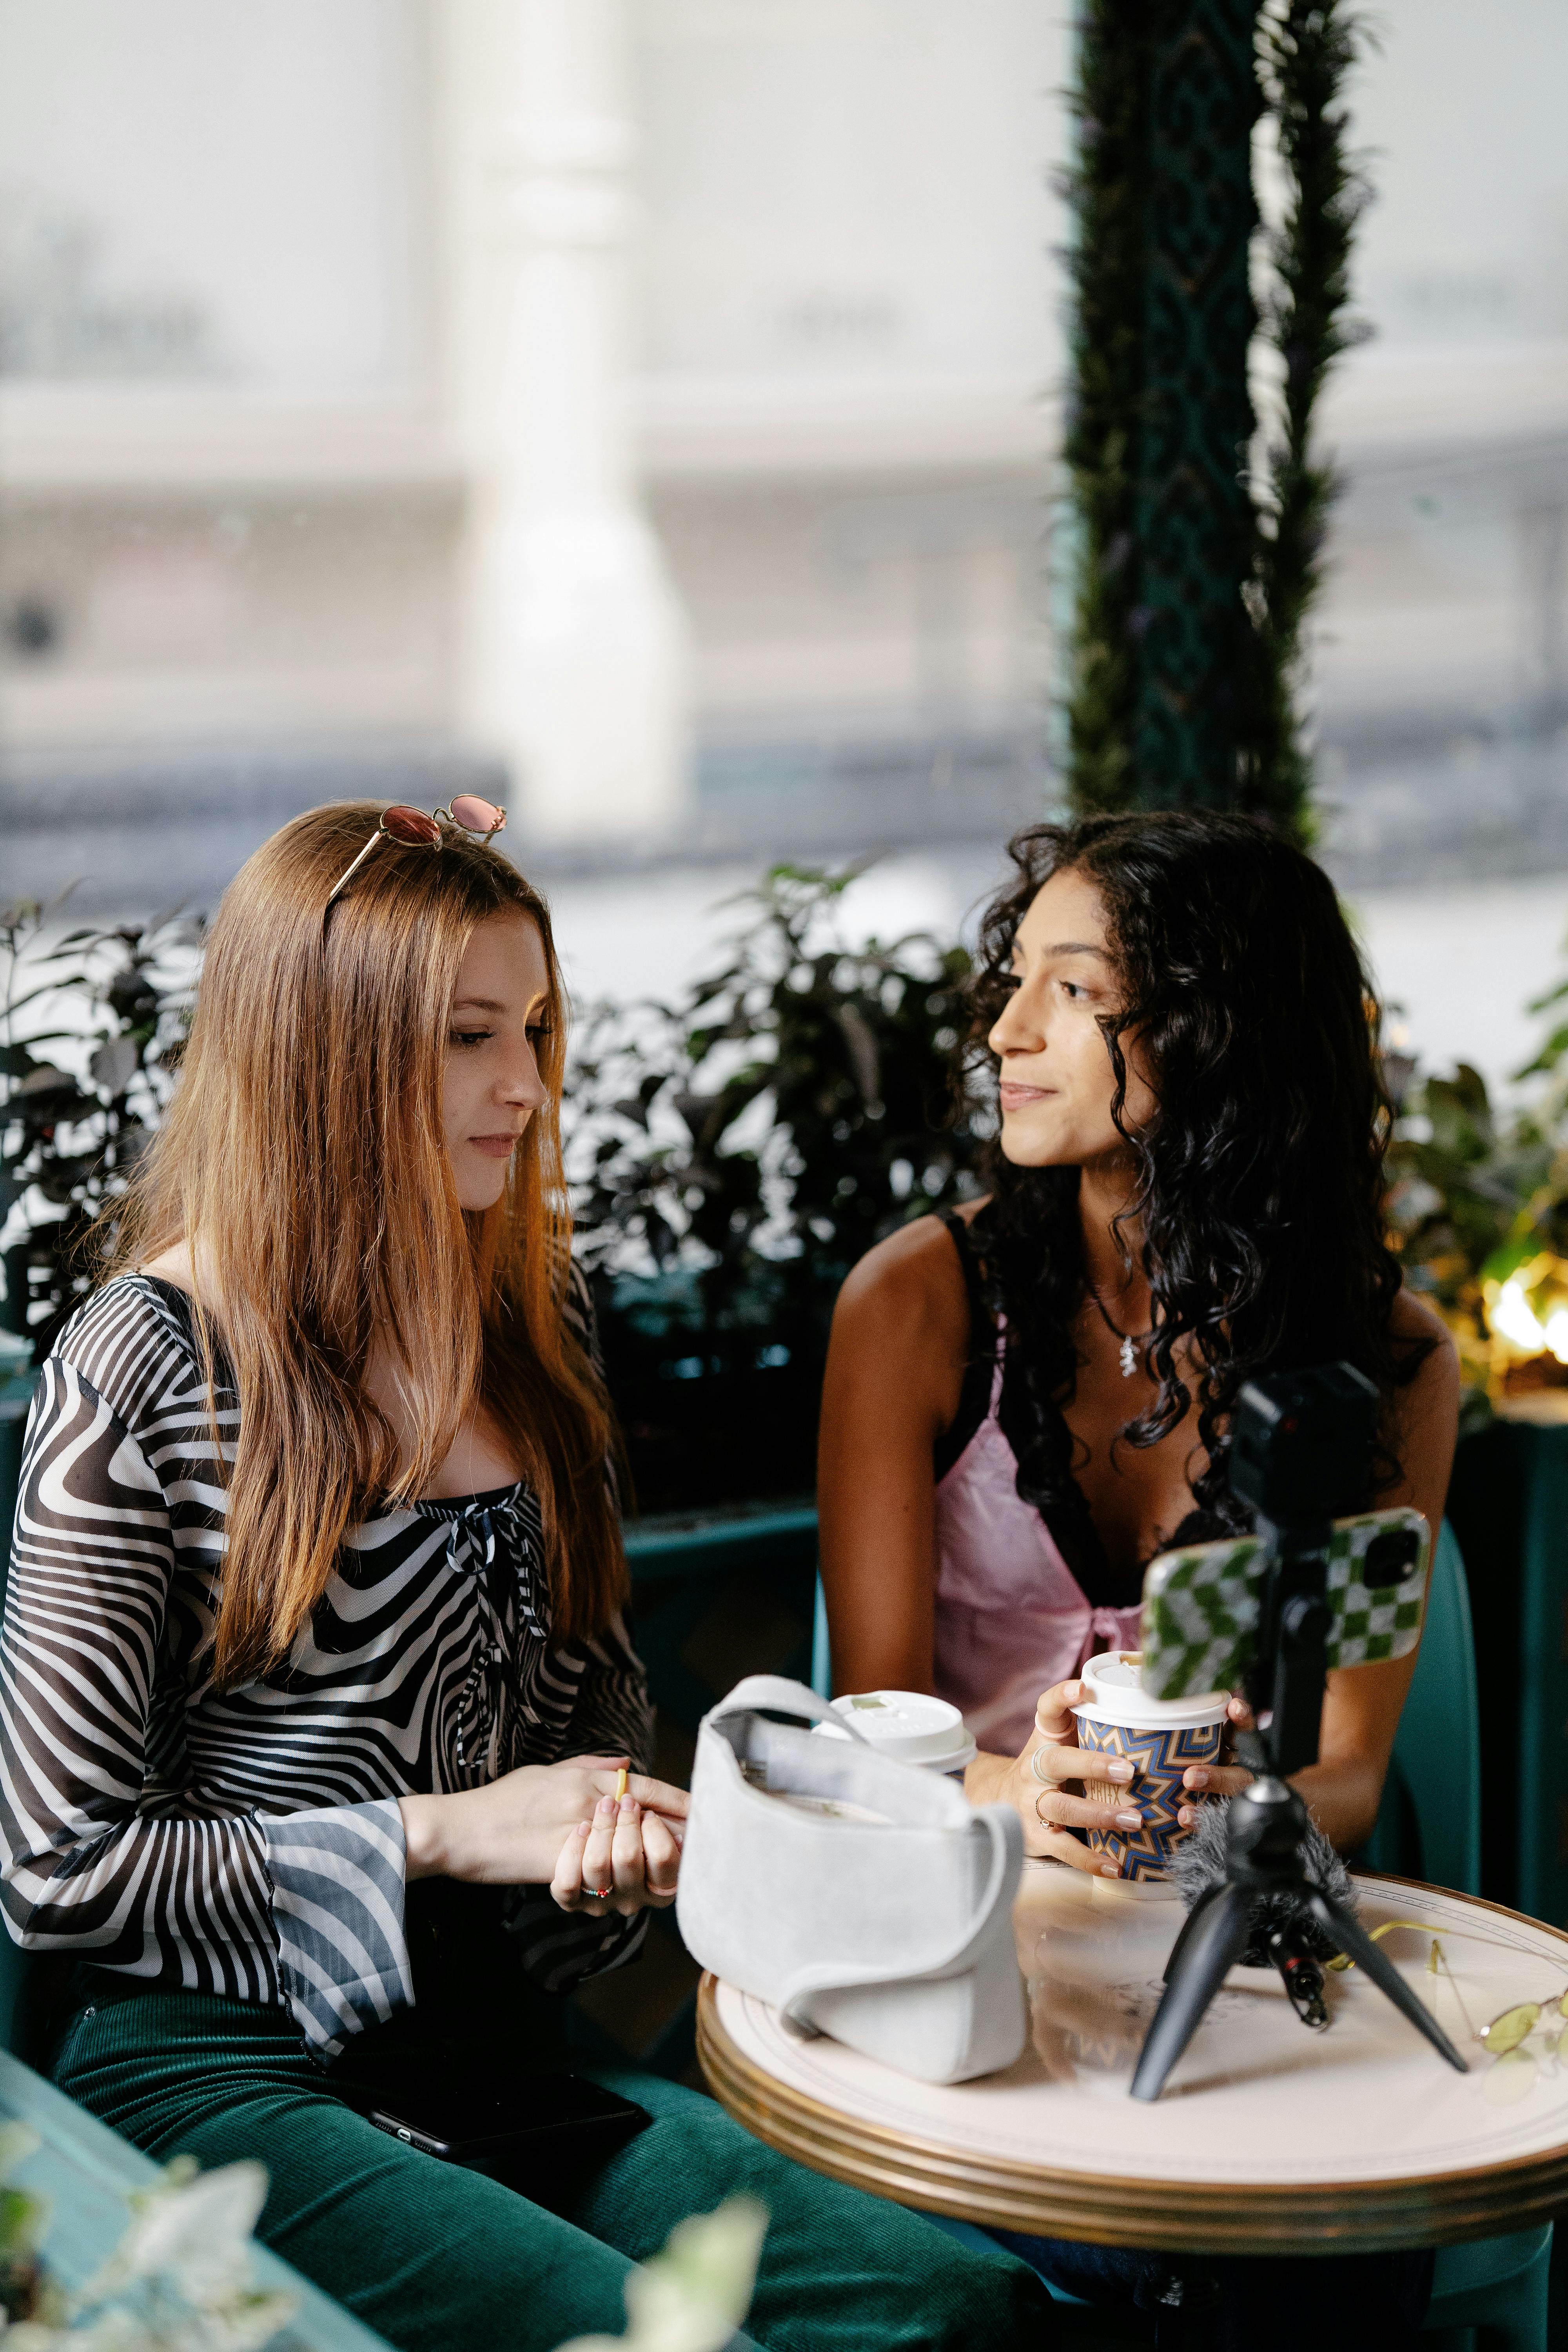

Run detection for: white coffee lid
[[813, 1689, 977, 1770], [1071, 1651, 1230, 1732]]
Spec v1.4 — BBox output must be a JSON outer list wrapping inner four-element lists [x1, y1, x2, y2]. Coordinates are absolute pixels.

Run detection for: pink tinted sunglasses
[[325, 796, 507, 914]]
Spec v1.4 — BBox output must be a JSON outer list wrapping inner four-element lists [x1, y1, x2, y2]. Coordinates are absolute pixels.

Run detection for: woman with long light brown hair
[[0, 802, 1053, 2352]]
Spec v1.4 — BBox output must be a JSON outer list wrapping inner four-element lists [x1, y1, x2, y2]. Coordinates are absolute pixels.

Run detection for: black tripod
[[1129, 1367, 1470, 2103], [1130, 1744, 1467, 2100]]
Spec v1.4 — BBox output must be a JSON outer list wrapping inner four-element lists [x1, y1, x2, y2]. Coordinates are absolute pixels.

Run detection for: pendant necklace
[[1087, 1284, 1149, 1379]]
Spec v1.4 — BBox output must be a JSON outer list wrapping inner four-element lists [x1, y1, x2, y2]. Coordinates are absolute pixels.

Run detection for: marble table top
[[697, 1863, 1568, 2252]]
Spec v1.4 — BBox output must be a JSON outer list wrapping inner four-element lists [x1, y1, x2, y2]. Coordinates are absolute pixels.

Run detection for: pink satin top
[[933, 1338, 1143, 1757]]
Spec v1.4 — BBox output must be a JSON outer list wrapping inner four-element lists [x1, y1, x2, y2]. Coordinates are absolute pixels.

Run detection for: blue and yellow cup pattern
[[1076, 1712, 1225, 1884]]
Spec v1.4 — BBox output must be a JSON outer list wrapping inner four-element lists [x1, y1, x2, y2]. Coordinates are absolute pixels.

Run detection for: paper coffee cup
[[1071, 1652, 1229, 1896], [812, 1689, 977, 1777]]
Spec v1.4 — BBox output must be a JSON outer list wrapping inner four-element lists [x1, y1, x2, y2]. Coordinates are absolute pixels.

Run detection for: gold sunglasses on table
[[1479, 1987, 1568, 2056], [325, 797, 507, 914], [1345, 1921, 1568, 2061]]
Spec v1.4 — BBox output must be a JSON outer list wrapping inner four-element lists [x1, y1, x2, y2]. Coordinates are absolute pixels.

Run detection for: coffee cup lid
[[1071, 1651, 1230, 1731], [813, 1689, 977, 1770]]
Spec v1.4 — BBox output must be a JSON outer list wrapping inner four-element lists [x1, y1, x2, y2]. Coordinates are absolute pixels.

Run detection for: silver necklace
[[1087, 1284, 1150, 1379]]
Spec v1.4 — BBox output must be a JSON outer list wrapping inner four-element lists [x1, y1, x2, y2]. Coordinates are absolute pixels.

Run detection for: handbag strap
[[777, 1805, 1022, 2028], [706, 1673, 875, 1742], [704, 1674, 1018, 2024]]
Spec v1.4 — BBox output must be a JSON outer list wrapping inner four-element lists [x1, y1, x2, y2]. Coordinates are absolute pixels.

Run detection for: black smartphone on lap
[[367, 2073, 650, 2174]]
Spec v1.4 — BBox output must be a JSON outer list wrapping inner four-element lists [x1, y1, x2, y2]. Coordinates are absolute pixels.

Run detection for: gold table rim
[[696, 1877, 1568, 2255]]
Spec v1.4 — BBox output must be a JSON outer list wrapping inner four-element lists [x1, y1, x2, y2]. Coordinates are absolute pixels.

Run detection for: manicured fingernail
[[1099, 1862, 1121, 1877], [1185, 1769, 1209, 1790], [1178, 1808, 1196, 1827], [1107, 1761, 1134, 1782], [620, 1795, 638, 1817], [1116, 1810, 1143, 1829], [597, 1795, 615, 1817]]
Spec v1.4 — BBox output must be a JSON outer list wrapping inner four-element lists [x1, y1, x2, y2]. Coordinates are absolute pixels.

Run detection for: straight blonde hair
[[107, 800, 626, 1687]]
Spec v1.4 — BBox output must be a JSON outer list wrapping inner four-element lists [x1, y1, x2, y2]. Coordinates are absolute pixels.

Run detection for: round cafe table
[[696, 1863, 1568, 2256]]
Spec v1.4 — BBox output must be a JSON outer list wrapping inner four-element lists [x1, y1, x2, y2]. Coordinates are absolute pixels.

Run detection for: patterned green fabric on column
[[1061, 0, 1367, 835], [1063, 0, 1259, 818], [1134, 0, 1259, 806]]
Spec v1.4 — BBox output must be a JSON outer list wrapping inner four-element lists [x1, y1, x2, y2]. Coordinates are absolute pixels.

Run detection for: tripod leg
[[1131, 1881, 1256, 2102], [1159, 1883, 1217, 1985], [1307, 1892, 1468, 2074]]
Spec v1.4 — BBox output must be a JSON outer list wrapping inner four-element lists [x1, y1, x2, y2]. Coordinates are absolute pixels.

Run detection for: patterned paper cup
[[1071, 1652, 1230, 1897]]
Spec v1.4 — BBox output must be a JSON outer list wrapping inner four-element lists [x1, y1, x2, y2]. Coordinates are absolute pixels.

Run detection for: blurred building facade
[[1, 0, 1566, 905]]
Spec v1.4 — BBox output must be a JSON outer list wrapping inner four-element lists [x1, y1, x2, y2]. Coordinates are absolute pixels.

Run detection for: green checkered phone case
[[1139, 1508, 1431, 1702]]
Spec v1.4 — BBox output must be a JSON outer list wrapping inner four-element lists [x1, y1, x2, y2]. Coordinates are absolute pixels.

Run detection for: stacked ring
[[586, 1884, 615, 1900]]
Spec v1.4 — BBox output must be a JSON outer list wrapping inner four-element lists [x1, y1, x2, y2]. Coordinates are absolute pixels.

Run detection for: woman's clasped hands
[[985, 1678, 1256, 1873], [399, 1754, 688, 1917]]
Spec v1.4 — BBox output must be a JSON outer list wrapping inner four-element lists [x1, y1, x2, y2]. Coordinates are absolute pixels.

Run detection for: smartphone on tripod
[[1139, 1505, 1431, 1704], [1126, 1363, 1465, 2101]]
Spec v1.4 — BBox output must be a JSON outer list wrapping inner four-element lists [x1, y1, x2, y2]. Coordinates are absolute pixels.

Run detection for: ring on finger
[[1029, 1745, 1057, 1787], [585, 1883, 614, 1900]]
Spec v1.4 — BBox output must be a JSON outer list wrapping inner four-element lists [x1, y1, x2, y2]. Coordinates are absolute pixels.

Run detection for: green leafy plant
[[557, 2196, 766, 2352], [1242, 0, 1375, 833], [1386, 947, 1568, 1418], [0, 2135, 292, 2351], [0, 2120, 55, 2326], [0, 901, 201, 1362], [566, 866, 987, 1510]]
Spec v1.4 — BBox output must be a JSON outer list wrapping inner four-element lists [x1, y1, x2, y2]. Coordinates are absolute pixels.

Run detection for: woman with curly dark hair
[[817, 810, 1458, 2340]]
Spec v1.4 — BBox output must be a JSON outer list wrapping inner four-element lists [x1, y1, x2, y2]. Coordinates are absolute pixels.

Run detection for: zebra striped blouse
[[0, 1272, 653, 2059]]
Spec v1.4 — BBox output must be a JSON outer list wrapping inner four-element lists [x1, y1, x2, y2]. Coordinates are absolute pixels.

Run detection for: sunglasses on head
[[325, 796, 507, 915]]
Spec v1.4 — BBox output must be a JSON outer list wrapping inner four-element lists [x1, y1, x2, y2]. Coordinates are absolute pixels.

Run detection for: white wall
[[0, 0, 432, 387], [1348, 0, 1568, 349], [633, 0, 1067, 380], [6, 0, 1567, 393]]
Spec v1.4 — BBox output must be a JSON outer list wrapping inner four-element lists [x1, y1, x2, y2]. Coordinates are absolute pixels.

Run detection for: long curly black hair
[[966, 811, 1427, 1559]]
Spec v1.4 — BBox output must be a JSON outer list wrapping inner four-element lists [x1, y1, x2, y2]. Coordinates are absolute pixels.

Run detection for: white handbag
[[677, 1674, 1025, 2085]]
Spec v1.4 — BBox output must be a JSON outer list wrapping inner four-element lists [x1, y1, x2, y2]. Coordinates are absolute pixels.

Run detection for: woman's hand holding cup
[[1008, 1678, 1145, 1876], [1176, 1691, 1256, 1829]]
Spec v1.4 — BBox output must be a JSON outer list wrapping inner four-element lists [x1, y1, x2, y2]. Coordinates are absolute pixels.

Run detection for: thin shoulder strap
[[938, 1212, 1005, 1445], [940, 1210, 990, 1335]]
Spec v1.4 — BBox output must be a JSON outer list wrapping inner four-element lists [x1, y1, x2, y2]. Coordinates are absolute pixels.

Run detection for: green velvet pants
[[52, 1983, 1055, 2352]]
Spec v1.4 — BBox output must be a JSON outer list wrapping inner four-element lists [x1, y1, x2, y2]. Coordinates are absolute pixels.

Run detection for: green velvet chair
[[1367, 1523, 1551, 2352]]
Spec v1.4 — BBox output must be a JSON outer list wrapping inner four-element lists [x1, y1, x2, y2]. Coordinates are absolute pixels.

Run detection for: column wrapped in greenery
[[1242, 0, 1372, 828], [1061, 0, 1370, 838]]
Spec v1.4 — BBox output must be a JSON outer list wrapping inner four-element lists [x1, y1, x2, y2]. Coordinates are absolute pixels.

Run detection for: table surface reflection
[[697, 1864, 1568, 2252]]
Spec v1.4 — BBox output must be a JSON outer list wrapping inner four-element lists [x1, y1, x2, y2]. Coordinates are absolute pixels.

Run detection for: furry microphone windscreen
[[1168, 1799, 1359, 1964]]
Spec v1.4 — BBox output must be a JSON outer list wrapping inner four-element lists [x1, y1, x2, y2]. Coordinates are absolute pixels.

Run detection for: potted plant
[[0, 901, 201, 1526], [566, 865, 988, 1514]]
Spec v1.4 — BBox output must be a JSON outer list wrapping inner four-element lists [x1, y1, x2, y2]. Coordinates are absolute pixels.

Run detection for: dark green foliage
[[1061, 0, 1155, 815], [1, 902, 201, 1358], [566, 867, 988, 1510], [2, 870, 981, 1510], [1061, 0, 1372, 838], [1241, 0, 1374, 833], [1385, 949, 1568, 1418], [1384, 1059, 1525, 1412]]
